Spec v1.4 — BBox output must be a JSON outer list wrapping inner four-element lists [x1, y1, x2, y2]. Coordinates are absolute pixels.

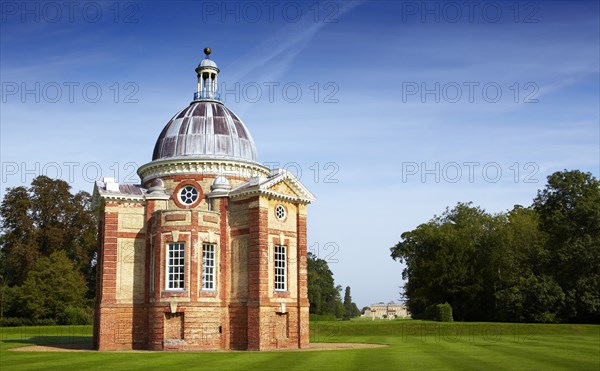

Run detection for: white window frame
[[166, 242, 185, 290], [202, 243, 216, 291], [275, 204, 287, 221], [178, 185, 199, 205], [274, 244, 287, 291]]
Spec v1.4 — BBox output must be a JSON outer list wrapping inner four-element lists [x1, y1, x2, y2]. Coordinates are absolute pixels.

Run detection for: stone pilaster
[[296, 211, 310, 348], [247, 197, 269, 350]]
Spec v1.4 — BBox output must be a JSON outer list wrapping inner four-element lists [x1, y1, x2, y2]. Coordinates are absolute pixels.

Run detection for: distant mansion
[[365, 302, 410, 319]]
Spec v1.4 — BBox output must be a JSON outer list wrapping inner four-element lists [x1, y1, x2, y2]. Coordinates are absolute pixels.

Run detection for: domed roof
[[152, 101, 259, 163], [198, 47, 218, 69], [199, 58, 218, 68], [211, 175, 231, 193]]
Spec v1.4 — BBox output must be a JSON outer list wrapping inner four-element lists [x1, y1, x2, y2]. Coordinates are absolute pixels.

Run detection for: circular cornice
[[137, 158, 271, 184]]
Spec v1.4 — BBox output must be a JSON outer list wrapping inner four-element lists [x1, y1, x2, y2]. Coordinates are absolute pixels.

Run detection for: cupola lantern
[[194, 47, 220, 101]]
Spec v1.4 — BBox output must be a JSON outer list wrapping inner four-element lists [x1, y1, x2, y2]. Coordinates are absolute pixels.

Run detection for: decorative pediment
[[268, 180, 299, 198], [229, 169, 315, 204]]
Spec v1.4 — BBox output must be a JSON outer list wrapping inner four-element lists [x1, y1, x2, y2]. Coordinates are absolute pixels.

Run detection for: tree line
[[307, 252, 361, 320], [391, 170, 600, 323]]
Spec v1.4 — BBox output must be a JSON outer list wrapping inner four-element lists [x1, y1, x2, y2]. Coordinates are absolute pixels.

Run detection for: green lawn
[[1, 320, 598, 370]]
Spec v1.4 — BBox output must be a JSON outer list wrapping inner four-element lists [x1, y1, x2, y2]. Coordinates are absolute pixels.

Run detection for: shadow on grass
[[3, 335, 93, 351]]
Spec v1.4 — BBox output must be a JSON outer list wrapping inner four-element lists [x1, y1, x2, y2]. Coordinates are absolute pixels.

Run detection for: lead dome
[[151, 48, 257, 163], [152, 101, 258, 163]]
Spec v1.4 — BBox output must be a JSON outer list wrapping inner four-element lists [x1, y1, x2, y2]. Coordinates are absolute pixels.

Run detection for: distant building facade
[[92, 49, 315, 351], [366, 302, 410, 319]]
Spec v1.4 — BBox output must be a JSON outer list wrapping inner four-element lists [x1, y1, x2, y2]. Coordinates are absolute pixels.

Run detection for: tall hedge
[[436, 303, 453, 322]]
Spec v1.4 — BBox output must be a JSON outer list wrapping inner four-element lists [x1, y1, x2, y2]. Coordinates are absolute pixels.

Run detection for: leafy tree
[[391, 203, 492, 321], [491, 206, 564, 322], [343, 286, 360, 319], [351, 302, 361, 317], [496, 273, 564, 323], [334, 285, 345, 318], [0, 176, 97, 321], [391, 170, 599, 324], [533, 170, 600, 322], [0, 176, 97, 294], [30, 177, 97, 284], [67, 191, 98, 297], [391, 203, 565, 322], [307, 252, 344, 317], [17, 251, 87, 320], [343, 286, 352, 320], [436, 302, 453, 322], [0, 186, 37, 286], [29, 176, 73, 256]]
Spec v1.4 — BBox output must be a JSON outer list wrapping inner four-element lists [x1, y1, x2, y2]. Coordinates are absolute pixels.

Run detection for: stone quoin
[[92, 48, 315, 351]]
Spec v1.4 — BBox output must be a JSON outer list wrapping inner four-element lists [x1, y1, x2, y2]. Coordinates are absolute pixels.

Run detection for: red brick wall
[[95, 208, 118, 350], [93, 212, 104, 349], [228, 303, 248, 349], [95, 188, 310, 351], [297, 213, 310, 347]]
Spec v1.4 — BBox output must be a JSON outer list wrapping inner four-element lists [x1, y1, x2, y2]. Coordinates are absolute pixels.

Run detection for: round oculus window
[[179, 185, 199, 205], [275, 204, 287, 220]]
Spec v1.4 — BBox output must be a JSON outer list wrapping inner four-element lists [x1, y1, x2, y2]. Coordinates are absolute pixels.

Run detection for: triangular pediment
[[229, 169, 316, 204], [267, 180, 300, 198]]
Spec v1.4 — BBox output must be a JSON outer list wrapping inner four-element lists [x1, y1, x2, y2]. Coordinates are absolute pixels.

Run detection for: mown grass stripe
[[469, 336, 598, 370], [0, 322, 598, 371]]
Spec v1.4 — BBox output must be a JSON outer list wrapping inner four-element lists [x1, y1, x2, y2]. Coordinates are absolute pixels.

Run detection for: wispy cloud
[[226, 1, 363, 85]]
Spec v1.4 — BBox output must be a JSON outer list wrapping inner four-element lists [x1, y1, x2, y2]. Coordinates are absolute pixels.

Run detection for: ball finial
[[204, 47, 211, 57]]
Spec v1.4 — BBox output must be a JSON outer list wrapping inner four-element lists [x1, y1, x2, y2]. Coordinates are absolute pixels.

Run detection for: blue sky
[[1, 0, 599, 307]]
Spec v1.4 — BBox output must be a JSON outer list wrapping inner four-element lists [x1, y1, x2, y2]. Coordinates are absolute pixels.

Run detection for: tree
[[334, 285, 345, 318], [0, 176, 98, 321], [533, 170, 600, 322], [390, 170, 599, 324], [17, 251, 87, 320], [391, 203, 492, 321], [351, 303, 361, 317], [343, 286, 356, 320], [0, 176, 97, 294], [29, 176, 74, 256], [67, 191, 98, 297], [491, 206, 564, 323], [307, 252, 344, 317], [0, 186, 37, 286], [30, 177, 97, 286]]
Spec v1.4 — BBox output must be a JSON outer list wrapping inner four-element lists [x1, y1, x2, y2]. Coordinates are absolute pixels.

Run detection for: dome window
[[179, 185, 199, 205], [172, 181, 203, 208]]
